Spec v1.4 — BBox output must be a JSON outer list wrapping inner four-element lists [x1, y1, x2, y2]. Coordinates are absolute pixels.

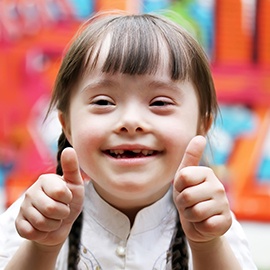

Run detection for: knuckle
[[15, 218, 24, 235], [195, 218, 218, 236], [45, 201, 70, 220], [224, 211, 233, 227], [182, 204, 206, 222], [24, 189, 33, 201], [37, 173, 53, 183], [53, 181, 67, 194], [204, 215, 231, 235], [43, 202, 58, 217], [214, 185, 227, 202], [191, 204, 205, 220], [52, 184, 72, 204], [32, 215, 47, 230], [15, 219, 35, 239], [217, 185, 226, 197], [179, 167, 190, 180], [179, 189, 192, 205], [205, 218, 219, 231]]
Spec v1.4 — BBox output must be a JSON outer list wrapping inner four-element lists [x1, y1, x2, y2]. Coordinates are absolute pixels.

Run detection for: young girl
[[0, 11, 256, 270]]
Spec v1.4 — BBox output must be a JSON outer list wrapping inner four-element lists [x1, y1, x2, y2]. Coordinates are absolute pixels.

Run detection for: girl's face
[[60, 51, 206, 213]]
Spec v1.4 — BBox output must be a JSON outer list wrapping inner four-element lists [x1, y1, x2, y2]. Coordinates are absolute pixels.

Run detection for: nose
[[114, 104, 149, 135]]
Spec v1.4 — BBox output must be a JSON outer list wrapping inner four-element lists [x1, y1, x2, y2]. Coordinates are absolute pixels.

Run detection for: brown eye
[[150, 99, 173, 107], [151, 101, 167, 106], [91, 95, 115, 106], [94, 99, 114, 106]]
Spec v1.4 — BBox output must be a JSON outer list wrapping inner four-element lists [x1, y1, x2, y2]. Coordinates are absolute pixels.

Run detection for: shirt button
[[116, 245, 126, 257]]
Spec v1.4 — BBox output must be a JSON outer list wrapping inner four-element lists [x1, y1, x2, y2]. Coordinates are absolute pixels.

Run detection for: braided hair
[[55, 132, 83, 270], [169, 221, 189, 270]]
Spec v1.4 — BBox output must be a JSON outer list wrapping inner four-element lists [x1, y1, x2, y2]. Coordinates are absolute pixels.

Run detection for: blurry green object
[[164, 0, 215, 58], [164, 0, 200, 39]]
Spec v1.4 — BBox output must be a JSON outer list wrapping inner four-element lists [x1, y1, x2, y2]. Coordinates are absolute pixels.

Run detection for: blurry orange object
[[214, 0, 253, 65], [228, 107, 270, 221], [256, 0, 270, 65], [95, 0, 141, 13]]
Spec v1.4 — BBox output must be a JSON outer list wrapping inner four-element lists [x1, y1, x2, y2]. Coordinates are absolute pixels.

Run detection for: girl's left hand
[[173, 136, 232, 244]]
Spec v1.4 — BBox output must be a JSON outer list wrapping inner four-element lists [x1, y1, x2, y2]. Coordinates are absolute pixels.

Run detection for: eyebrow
[[148, 80, 183, 93], [81, 79, 118, 93]]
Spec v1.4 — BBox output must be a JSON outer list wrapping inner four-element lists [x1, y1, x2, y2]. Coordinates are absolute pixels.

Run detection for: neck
[[92, 182, 171, 226], [116, 204, 153, 227]]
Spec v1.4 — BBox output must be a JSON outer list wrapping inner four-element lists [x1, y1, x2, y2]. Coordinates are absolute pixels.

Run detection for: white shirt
[[0, 182, 257, 269]]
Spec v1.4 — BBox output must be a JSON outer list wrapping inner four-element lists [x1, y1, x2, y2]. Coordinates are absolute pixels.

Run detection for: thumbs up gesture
[[173, 136, 232, 244], [15, 148, 84, 247]]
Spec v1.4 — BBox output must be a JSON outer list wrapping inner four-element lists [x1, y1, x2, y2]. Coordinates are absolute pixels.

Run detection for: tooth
[[132, 150, 141, 153], [148, 150, 154, 155], [115, 150, 124, 155], [142, 150, 149, 156]]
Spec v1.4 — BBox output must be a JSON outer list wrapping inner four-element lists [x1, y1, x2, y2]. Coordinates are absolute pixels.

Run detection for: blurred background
[[0, 0, 269, 269]]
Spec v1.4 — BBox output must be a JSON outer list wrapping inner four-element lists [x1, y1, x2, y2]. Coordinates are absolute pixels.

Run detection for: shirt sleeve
[[0, 195, 69, 270], [188, 212, 257, 270], [224, 212, 257, 269], [0, 195, 25, 269]]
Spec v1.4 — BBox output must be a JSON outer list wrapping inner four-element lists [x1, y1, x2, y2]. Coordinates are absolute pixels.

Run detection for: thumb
[[178, 135, 206, 171], [61, 147, 84, 225], [61, 147, 83, 186]]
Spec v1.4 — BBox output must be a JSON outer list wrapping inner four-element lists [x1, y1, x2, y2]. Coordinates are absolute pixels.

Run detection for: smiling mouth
[[105, 149, 159, 159]]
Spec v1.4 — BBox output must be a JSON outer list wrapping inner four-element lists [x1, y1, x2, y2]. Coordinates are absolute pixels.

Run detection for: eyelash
[[150, 100, 173, 107], [91, 97, 115, 106]]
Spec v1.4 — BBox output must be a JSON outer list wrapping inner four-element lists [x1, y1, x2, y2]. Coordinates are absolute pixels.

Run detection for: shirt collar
[[83, 182, 176, 240]]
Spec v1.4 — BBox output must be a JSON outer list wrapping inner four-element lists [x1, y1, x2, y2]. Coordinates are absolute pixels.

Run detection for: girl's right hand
[[15, 148, 85, 247]]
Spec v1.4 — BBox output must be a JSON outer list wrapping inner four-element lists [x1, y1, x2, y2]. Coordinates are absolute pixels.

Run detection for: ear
[[58, 111, 72, 145], [197, 114, 213, 136]]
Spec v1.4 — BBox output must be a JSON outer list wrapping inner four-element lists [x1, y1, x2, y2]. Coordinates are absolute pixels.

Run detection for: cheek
[[69, 108, 104, 145], [167, 131, 189, 160], [68, 118, 103, 163], [163, 118, 199, 168], [71, 131, 101, 178]]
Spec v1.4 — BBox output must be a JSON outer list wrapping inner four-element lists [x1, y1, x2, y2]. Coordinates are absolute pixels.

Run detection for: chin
[[111, 179, 170, 200], [112, 179, 151, 194]]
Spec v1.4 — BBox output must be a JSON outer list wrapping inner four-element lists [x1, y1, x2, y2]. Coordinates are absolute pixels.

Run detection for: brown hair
[[49, 11, 218, 269]]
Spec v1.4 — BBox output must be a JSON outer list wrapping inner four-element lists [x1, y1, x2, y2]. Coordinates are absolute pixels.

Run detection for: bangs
[[83, 14, 195, 80]]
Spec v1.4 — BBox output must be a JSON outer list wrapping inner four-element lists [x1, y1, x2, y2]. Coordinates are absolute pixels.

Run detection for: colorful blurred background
[[0, 0, 270, 269]]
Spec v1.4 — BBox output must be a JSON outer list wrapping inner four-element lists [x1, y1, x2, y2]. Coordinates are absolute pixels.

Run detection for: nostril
[[120, 127, 128, 132], [135, 127, 143, 132], [119, 126, 143, 133]]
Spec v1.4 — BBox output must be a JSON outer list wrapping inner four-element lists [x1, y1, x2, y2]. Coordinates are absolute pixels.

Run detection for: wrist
[[188, 236, 225, 253], [30, 240, 64, 254], [4, 240, 64, 270], [188, 236, 242, 270]]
